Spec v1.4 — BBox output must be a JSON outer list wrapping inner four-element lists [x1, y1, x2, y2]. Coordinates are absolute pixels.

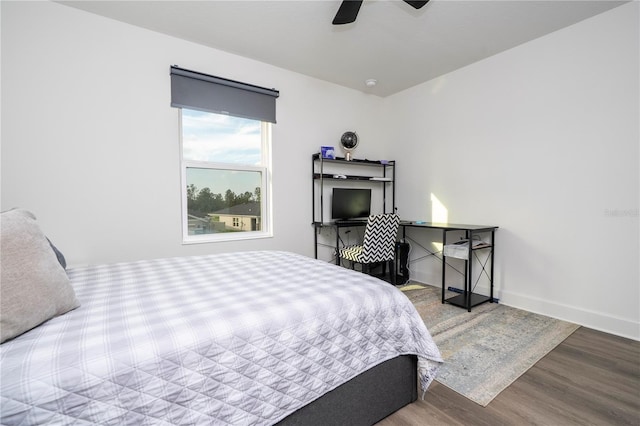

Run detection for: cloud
[[182, 109, 261, 164]]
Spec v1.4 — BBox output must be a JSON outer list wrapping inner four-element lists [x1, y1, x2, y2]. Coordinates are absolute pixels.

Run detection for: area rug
[[399, 283, 580, 406]]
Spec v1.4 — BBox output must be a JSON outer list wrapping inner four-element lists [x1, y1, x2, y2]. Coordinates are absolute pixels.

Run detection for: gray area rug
[[401, 283, 580, 406]]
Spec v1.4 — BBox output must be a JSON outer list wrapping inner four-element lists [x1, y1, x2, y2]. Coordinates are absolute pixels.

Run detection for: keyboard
[[334, 219, 367, 226]]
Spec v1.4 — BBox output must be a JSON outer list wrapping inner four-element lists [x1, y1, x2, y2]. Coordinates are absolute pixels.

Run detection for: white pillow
[[1, 209, 80, 343]]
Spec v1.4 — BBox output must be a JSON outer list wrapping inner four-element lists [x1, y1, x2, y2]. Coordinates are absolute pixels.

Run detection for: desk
[[400, 222, 498, 312], [313, 220, 498, 311]]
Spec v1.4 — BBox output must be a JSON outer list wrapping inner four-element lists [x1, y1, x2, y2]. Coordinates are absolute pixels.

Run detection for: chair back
[[360, 213, 401, 263]]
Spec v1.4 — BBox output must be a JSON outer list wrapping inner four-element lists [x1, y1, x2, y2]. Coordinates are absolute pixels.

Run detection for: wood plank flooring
[[377, 327, 640, 425]]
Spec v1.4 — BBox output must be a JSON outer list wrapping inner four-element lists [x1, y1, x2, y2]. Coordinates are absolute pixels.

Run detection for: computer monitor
[[331, 188, 371, 220]]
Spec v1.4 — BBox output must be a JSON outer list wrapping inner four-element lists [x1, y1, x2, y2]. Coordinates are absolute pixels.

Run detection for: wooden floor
[[378, 327, 640, 425]]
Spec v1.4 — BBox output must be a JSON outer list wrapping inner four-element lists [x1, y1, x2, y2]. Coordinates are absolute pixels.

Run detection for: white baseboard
[[498, 289, 639, 341], [408, 277, 639, 341]]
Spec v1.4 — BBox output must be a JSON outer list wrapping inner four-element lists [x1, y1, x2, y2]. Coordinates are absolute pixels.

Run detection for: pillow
[[47, 237, 67, 269], [1, 209, 80, 343]]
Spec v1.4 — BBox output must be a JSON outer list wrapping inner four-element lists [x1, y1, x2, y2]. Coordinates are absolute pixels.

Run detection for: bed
[[0, 211, 442, 425]]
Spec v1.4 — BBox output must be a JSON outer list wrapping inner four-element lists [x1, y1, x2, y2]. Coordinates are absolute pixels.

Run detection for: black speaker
[[395, 241, 410, 284]]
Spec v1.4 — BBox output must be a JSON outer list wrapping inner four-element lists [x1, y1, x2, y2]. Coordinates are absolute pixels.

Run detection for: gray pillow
[[1, 209, 80, 343]]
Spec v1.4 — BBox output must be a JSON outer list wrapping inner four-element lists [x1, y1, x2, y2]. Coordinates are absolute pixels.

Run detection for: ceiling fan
[[332, 0, 430, 25]]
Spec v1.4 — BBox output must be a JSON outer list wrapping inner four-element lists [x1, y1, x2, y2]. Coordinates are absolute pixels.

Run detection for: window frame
[[180, 112, 273, 244]]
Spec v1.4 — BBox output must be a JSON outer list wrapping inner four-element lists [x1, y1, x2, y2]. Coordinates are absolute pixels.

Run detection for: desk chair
[[338, 213, 400, 284]]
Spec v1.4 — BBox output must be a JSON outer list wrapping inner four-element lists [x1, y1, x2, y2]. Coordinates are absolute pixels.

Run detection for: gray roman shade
[[170, 66, 279, 123]]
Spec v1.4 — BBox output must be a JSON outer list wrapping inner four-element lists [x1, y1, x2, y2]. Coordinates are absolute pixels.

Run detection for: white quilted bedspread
[[1, 251, 442, 425]]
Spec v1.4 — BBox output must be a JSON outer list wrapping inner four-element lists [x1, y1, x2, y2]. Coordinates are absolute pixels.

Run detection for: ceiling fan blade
[[332, 0, 363, 25], [403, 0, 429, 9]]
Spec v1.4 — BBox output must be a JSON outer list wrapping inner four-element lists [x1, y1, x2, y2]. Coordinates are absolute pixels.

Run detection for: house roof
[[212, 202, 261, 217]]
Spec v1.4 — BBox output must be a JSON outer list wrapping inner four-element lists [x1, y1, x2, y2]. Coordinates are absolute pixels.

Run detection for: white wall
[[1, 1, 385, 266], [384, 2, 639, 340]]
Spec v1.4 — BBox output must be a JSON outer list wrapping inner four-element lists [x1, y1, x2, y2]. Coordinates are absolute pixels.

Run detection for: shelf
[[312, 153, 394, 166], [445, 293, 492, 309], [443, 242, 493, 260], [441, 226, 497, 312], [312, 153, 396, 257], [313, 173, 393, 181], [472, 243, 492, 250]]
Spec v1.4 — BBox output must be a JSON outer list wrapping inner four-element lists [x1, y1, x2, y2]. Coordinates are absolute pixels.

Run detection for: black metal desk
[[400, 221, 498, 311], [313, 220, 498, 311]]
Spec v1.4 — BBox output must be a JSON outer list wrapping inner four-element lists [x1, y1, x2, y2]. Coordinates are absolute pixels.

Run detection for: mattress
[[1, 251, 442, 425]]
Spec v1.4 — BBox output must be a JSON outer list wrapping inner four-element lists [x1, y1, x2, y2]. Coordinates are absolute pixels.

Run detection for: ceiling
[[58, 0, 627, 97]]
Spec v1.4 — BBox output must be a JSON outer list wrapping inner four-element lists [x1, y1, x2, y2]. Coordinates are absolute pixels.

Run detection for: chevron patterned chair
[[338, 213, 401, 284]]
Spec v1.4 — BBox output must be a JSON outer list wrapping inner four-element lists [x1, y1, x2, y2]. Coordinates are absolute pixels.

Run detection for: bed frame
[[278, 355, 418, 425]]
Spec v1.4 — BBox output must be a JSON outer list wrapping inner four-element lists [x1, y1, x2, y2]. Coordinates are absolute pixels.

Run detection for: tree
[[187, 184, 198, 211], [224, 189, 235, 206], [188, 185, 258, 216]]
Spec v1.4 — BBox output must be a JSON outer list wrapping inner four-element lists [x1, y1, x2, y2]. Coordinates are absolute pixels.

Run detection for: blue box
[[321, 146, 335, 159]]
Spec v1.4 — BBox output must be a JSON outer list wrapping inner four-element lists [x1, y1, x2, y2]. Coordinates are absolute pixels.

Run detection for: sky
[[182, 109, 263, 195]]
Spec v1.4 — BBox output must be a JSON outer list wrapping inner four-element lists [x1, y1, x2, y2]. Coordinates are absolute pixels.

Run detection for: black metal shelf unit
[[442, 227, 497, 312], [311, 153, 396, 225]]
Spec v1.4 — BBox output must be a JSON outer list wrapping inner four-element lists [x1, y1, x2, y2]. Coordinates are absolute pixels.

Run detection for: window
[[170, 66, 278, 244], [181, 109, 272, 242]]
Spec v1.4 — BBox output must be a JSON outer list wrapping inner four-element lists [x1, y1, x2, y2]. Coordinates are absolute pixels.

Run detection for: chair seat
[[339, 245, 365, 262], [337, 214, 401, 275]]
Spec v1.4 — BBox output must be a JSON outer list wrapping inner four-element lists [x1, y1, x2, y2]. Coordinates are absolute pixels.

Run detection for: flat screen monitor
[[331, 188, 371, 220]]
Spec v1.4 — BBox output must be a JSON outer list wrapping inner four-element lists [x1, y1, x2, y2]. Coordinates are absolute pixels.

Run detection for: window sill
[[182, 231, 273, 245]]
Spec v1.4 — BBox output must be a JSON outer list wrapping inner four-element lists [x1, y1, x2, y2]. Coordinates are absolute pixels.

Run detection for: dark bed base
[[277, 355, 418, 426]]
